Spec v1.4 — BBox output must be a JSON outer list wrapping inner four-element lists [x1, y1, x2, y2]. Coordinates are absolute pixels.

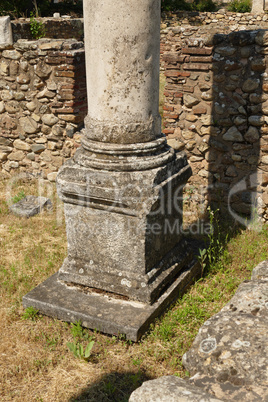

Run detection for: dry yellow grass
[[0, 174, 267, 401]]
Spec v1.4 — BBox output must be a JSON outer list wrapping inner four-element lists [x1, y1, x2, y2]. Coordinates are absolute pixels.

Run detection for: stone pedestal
[[23, 0, 201, 340], [57, 150, 191, 304]]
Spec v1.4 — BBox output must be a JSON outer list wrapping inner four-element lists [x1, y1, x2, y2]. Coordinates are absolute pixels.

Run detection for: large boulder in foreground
[[129, 376, 222, 402], [129, 260, 268, 401], [182, 260, 268, 401]]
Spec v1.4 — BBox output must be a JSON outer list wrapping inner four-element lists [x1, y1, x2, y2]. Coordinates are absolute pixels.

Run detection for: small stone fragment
[[184, 94, 199, 108], [31, 144, 45, 154], [9, 195, 52, 217], [223, 127, 243, 142], [19, 116, 39, 134], [47, 172, 58, 182], [41, 114, 59, 126], [13, 139, 31, 151]]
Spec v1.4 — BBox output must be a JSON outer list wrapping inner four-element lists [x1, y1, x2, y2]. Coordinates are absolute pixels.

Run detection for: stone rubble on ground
[[9, 195, 52, 217]]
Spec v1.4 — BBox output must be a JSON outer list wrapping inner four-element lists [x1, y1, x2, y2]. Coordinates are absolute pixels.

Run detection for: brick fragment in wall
[[183, 63, 211, 71], [181, 47, 213, 55], [164, 70, 190, 77]]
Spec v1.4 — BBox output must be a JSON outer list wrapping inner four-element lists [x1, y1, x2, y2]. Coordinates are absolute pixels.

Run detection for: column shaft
[[83, 0, 161, 144]]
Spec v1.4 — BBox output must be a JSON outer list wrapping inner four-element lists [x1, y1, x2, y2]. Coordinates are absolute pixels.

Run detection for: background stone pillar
[[252, 0, 265, 13], [0, 16, 13, 48]]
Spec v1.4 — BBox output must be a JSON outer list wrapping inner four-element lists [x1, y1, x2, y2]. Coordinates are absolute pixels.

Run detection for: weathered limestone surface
[[83, 0, 161, 145], [129, 260, 268, 400], [129, 376, 222, 402], [22, 255, 201, 342], [251, 0, 265, 14], [182, 260, 268, 401]]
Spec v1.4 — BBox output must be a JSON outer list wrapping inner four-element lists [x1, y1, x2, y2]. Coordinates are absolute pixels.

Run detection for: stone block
[[9, 195, 52, 217], [0, 16, 13, 48], [7, 150, 24, 161], [193, 106, 207, 115], [19, 116, 39, 134], [223, 127, 243, 142], [31, 144, 45, 154], [13, 139, 31, 151], [2, 49, 20, 60], [165, 70, 190, 78]]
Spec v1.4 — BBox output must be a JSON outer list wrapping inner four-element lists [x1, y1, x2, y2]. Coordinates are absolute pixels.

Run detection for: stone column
[[83, 0, 161, 145], [74, 0, 173, 172], [56, 0, 192, 304], [24, 0, 197, 341]]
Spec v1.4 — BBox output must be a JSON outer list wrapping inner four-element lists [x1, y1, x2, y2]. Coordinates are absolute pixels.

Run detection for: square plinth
[[56, 154, 192, 304], [23, 250, 201, 341]]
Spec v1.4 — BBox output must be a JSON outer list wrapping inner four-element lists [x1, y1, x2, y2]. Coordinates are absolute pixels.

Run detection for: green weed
[[42, 332, 60, 350], [22, 306, 40, 321], [67, 321, 95, 361], [198, 207, 229, 275], [67, 340, 95, 361], [70, 320, 91, 341], [12, 190, 26, 204], [30, 12, 46, 39], [228, 0, 251, 12]]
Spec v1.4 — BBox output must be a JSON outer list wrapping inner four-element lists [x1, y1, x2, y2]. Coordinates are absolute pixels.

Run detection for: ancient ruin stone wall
[[10, 11, 268, 43], [0, 39, 86, 181], [11, 18, 84, 42], [1, 15, 268, 221], [162, 26, 268, 221], [161, 10, 268, 29]]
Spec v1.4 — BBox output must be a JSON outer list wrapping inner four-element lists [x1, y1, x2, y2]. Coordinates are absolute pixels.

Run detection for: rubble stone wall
[[161, 10, 268, 29], [162, 26, 268, 221], [11, 18, 84, 42], [10, 11, 268, 43], [0, 39, 86, 181]]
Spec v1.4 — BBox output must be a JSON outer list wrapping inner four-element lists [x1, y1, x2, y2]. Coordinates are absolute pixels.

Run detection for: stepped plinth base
[[23, 248, 201, 342]]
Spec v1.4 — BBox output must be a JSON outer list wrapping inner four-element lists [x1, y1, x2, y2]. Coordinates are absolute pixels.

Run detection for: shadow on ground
[[69, 370, 152, 402]]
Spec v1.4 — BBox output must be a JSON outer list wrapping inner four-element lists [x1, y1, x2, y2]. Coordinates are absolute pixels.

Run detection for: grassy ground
[[0, 174, 267, 401]]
